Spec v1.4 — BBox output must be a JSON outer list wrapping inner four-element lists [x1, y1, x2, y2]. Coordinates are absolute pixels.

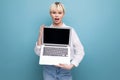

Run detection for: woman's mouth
[[55, 18, 59, 21]]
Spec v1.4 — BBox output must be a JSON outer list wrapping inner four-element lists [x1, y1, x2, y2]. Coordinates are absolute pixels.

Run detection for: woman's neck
[[53, 22, 63, 27]]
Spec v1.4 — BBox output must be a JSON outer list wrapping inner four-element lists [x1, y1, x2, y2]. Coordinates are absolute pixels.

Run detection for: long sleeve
[[34, 42, 41, 56], [70, 28, 85, 67]]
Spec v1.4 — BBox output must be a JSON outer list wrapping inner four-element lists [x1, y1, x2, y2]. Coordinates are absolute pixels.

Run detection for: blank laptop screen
[[43, 28, 70, 45]]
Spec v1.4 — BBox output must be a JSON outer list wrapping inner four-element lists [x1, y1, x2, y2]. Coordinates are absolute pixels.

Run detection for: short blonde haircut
[[50, 2, 65, 14]]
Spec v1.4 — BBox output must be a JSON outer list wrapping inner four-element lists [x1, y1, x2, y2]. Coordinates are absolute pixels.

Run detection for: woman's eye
[[52, 12, 56, 14], [58, 12, 62, 14]]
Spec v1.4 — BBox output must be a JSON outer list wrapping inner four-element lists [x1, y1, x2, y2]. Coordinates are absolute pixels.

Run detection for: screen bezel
[[42, 27, 71, 46]]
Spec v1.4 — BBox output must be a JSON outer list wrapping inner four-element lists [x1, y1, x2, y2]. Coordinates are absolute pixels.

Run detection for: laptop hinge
[[45, 44, 68, 47]]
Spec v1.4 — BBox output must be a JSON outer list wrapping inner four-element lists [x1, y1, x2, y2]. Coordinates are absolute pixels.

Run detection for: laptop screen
[[43, 27, 70, 45]]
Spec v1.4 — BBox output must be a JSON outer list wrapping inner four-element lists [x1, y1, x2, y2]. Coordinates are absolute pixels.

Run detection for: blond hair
[[50, 2, 65, 14]]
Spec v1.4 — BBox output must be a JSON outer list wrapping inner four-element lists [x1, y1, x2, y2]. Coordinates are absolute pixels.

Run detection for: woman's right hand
[[39, 24, 45, 35], [37, 25, 45, 46]]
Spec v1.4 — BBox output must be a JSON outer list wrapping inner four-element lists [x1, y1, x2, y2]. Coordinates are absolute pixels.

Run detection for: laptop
[[39, 27, 71, 65]]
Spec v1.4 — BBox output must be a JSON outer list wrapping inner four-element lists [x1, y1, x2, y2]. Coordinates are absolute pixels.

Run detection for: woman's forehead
[[50, 8, 64, 12]]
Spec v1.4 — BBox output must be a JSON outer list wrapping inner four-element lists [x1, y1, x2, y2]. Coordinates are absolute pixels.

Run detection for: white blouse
[[34, 23, 85, 67]]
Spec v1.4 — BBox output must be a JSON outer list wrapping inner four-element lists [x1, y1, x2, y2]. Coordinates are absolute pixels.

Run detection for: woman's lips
[[55, 18, 59, 20]]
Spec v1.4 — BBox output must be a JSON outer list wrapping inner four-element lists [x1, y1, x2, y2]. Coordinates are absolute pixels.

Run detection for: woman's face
[[50, 9, 64, 25]]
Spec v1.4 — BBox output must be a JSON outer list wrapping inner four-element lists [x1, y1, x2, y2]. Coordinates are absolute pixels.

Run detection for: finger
[[54, 65, 59, 67], [39, 24, 45, 30], [59, 64, 66, 66], [57, 63, 64, 66], [54, 64, 62, 67]]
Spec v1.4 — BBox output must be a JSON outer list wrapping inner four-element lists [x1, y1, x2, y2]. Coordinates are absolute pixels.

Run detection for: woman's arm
[[70, 28, 85, 67], [34, 25, 45, 56]]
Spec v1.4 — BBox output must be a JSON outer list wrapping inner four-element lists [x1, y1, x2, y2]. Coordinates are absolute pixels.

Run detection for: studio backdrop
[[0, 0, 120, 80]]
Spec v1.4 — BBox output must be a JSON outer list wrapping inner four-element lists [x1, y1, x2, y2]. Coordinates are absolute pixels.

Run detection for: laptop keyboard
[[43, 47, 68, 57]]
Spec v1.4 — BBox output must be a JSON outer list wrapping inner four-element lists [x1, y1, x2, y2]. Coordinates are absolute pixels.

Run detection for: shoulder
[[63, 23, 74, 30], [63, 23, 71, 28], [63, 23, 77, 33]]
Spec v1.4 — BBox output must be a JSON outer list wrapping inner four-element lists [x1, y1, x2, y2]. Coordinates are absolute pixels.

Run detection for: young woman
[[34, 2, 85, 80]]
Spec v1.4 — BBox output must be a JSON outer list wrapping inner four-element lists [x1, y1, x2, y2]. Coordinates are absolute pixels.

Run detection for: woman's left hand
[[55, 64, 74, 70]]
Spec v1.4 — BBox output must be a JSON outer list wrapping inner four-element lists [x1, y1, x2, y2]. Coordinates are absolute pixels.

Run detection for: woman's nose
[[55, 13, 59, 17]]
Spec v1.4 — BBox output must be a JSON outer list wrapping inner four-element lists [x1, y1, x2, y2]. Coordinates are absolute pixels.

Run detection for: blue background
[[0, 0, 120, 80]]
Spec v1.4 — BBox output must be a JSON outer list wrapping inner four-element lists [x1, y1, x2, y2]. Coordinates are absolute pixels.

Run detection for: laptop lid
[[43, 27, 71, 46]]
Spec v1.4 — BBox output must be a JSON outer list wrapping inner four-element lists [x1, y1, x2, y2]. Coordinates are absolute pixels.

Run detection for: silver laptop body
[[39, 27, 71, 65]]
